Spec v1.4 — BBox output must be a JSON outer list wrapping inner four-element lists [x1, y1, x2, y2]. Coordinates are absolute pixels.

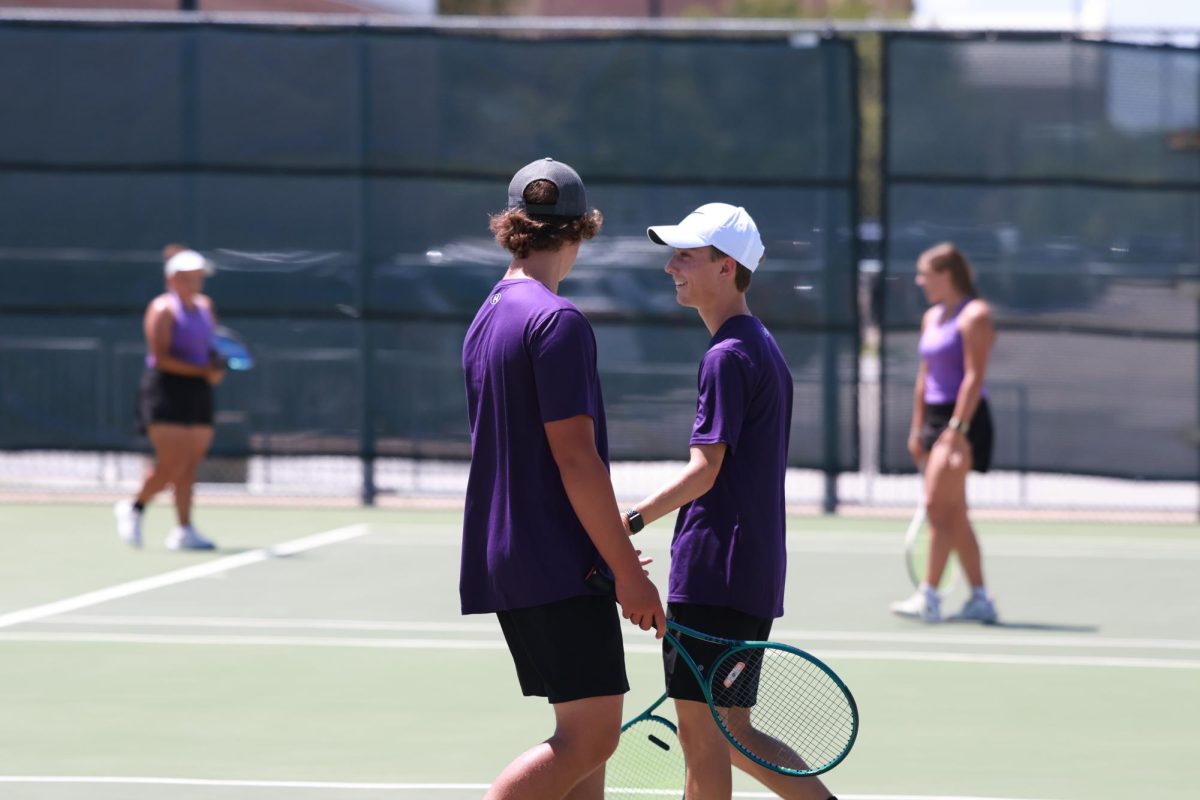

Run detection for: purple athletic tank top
[[146, 293, 215, 369], [919, 299, 984, 404]]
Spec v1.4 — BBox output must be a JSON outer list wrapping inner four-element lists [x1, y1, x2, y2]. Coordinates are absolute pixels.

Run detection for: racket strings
[[605, 718, 686, 799], [714, 647, 856, 773]]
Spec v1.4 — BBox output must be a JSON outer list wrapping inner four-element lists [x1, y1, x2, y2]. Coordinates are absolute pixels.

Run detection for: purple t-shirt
[[460, 278, 609, 614], [670, 315, 793, 620]]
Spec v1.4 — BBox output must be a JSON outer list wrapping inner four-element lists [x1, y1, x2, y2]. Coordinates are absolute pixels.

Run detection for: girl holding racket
[[890, 243, 999, 624], [114, 245, 223, 551]]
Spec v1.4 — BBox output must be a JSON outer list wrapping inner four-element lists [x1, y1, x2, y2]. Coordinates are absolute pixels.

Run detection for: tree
[[438, 0, 517, 15]]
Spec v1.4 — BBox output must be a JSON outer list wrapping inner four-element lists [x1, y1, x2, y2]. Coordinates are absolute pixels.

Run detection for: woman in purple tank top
[[890, 243, 1000, 625], [113, 244, 224, 552]]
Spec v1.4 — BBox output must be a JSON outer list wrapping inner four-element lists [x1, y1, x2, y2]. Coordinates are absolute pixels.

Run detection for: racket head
[[706, 643, 859, 777], [904, 505, 962, 593], [210, 326, 254, 371], [607, 694, 685, 799], [903, 503, 926, 588]]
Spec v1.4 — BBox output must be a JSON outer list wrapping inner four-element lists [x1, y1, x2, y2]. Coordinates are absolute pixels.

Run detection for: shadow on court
[[955, 621, 1100, 633]]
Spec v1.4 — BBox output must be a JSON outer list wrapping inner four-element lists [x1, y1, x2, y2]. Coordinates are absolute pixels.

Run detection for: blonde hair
[[922, 242, 979, 297], [162, 242, 189, 262]]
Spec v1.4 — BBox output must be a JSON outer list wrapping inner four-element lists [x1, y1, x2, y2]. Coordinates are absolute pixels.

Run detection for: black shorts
[[136, 368, 214, 434], [664, 603, 773, 706], [496, 594, 629, 704], [920, 398, 993, 473]]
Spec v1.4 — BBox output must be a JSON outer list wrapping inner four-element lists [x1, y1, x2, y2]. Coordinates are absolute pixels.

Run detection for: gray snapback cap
[[507, 157, 587, 217]]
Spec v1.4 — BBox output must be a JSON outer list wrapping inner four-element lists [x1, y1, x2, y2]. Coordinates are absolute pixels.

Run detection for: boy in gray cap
[[461, 158, 664, 800]]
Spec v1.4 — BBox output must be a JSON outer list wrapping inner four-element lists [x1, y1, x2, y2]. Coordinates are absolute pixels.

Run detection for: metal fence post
[[822, 338, 840, 514], [356, 25, 376, 506]]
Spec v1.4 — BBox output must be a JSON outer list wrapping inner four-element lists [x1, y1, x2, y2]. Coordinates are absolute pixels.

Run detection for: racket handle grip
[[584, 566, 616, 596]]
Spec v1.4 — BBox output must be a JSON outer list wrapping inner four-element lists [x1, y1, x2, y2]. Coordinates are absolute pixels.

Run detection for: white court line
[[3, 631, 1198, 669], [41, 615, 505, 634], [0, 777, 489, 791], [0, 633, 510, 650], [35, 615, 1200, 653], [0, 779, 1060, 799], [796, 650, 1200, 670], [0, 525, 371, 630], [792, 536, 1200, 560], [358, 529, 1200, 560], [770, 628, 1200, 652], [364, 534, 1200, 561]]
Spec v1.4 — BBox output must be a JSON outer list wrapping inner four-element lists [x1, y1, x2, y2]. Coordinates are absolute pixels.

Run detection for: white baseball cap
[[646, 203, 765, 272], [164, 249, 214, 277]]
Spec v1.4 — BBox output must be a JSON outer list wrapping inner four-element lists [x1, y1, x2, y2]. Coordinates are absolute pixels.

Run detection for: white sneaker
[[949, 595, 999, 624], [890, 589, 942, 623], [114, 501, 143, 548], [166, 525, 216, 551]]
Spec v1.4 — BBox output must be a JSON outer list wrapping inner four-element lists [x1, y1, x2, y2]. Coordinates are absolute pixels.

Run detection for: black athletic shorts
[[919, 398, 993, 473], [136, 368, 214, 433], [664, 603, 773, 706], [496, 593, 629, 704]]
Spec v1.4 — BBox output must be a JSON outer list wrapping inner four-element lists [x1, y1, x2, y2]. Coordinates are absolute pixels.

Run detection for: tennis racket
[[662, 620, 858, 777], [586, 569, 859, 777], [903, 499, 961, 593], [210, 325, 254, 371], [605, 693, 685, 799]]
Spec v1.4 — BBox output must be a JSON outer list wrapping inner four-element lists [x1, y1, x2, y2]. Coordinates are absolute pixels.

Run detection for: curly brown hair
[[489, 179, 602, 259]]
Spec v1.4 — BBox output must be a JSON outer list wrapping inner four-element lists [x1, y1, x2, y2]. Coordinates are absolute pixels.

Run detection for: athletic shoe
[[114, 500, 143, 549], [166, 525, 216, 551], [949, 595, 999, 624], [889, 589, 941, 623]]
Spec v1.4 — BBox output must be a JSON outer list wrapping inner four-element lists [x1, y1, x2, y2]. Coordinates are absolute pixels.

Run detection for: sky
[[364, 0, 1200, 29], [913, 0, 1200, 30]]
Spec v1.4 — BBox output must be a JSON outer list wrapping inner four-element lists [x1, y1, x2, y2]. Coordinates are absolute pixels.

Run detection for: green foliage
[[438, 0, 516, 15], [726, 0, 910, 19], [851, 33, 884, 219]]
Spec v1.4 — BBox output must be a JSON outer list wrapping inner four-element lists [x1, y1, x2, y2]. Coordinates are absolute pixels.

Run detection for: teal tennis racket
[[605, 693, 685, 799], [586, 568, 859, 777], [661, 620, 858, 777]]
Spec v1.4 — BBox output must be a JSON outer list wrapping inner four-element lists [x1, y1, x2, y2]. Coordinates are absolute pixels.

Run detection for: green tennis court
[[1, 502, 1197, 799]]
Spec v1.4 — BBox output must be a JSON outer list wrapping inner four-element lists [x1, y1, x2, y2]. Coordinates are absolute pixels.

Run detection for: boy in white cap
[[623, 203, 838, 800]]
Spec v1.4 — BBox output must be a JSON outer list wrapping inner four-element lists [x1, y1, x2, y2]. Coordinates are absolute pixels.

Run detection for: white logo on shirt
[[490, 293, 501, 305]]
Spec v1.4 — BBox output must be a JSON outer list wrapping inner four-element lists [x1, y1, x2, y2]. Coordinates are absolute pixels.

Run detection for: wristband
[[623, 508, 645, 534], [947, 416, 970, 436]]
